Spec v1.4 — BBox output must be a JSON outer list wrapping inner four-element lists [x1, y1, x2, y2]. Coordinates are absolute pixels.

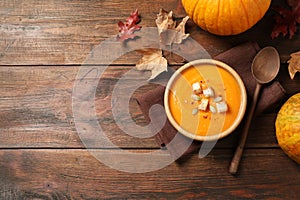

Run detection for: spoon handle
[[229, 83, 262, 175]]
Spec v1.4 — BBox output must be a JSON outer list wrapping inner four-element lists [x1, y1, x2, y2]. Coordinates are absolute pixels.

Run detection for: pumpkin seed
[[191, 94, 201, 101], [192, 108, 198, 115], [213, 96, 223, 102], [209, 105, 217, 113]]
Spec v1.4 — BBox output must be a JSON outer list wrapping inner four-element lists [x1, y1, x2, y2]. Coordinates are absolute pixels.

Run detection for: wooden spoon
[[229, 46, 280, 175]]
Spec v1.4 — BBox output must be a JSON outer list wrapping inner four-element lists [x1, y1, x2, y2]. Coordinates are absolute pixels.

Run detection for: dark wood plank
[[0, 65, 156, 148], [0, 149, 299, 199], [0, 0, 228, 65], [0, 0, 298, 65]]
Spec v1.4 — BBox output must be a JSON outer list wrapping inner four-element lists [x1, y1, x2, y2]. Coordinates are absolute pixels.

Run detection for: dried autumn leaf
[[155, 9, 189, 45], [288, 51, 300, 79], [287, 0, 300, 8], [117, 9, 141, 42], [136, 49, 168, 80], [271, 0, 300, 39]]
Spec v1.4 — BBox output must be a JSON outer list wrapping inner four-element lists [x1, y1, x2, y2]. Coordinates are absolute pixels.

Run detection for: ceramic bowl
[[164, 59, 247, 141]]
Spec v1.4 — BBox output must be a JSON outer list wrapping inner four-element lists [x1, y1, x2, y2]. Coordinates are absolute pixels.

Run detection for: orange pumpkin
[[181, 0, 271, 35], [275, 93, 300, 164]]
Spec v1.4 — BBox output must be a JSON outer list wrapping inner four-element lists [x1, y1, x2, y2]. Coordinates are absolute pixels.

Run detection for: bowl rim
[[164, 59, 247, 141]]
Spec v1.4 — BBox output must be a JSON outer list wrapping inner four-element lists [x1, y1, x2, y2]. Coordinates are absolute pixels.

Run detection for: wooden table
[[1, 0, 300, 199]]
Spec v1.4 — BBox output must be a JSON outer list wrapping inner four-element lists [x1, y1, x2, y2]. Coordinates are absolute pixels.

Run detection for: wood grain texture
[[0, 0, 298, 65], [0, 0, 227, 65], [0, 149, 299, 199], [1, 0, 300, 199], [1, 65, 299, 148]]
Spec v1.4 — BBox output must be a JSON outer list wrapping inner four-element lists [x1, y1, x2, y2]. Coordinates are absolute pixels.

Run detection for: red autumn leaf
[[117, 9, 141, 42], [271, 0, 300, 39]]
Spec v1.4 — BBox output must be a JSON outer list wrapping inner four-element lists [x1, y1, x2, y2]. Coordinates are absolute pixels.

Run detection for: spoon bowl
[[252, 46, 280, 84], [229, 46, 280, 175]]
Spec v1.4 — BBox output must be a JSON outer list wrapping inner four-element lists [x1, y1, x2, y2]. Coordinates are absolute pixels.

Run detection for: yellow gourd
[[181, 0, 271, 35], [275, 93, 300, 164]]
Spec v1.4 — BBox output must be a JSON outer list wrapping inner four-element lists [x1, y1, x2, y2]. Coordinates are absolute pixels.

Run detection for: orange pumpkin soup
[[167, 63, 243, 137]]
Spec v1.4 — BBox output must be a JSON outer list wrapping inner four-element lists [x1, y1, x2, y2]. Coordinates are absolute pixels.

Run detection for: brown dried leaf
[[136, 49, 168, 80], [156, 9, 176, 31], [288, 51, 300, 79], [155, 9, 189, 45]]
